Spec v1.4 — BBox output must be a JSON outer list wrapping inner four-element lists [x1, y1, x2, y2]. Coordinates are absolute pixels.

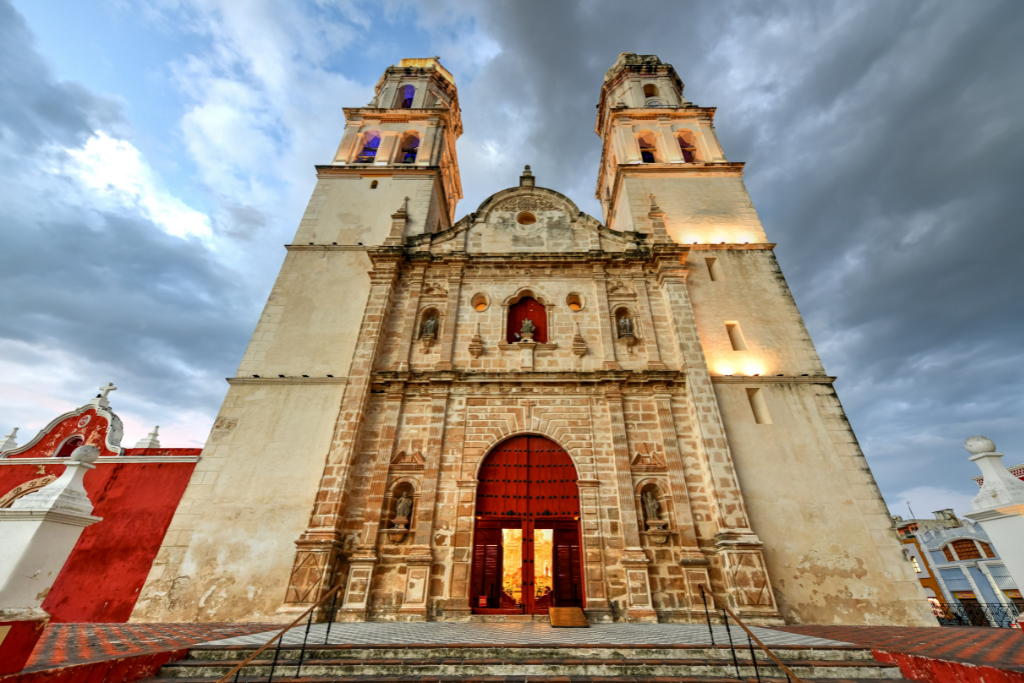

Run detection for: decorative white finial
[[89, 382, 117, 409], [0, 427, 18, 453], [965, 435, 996, 455], [134, 426, 161, 449]]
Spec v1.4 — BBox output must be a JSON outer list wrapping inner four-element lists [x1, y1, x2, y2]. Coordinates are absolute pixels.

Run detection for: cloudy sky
[[2, 0, 1022, 518]]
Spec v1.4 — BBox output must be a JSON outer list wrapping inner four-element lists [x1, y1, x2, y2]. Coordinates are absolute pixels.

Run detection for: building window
[[566, 293, 583, 311], [637, 131, 658, 163], [980, 542, 995, 558], [726, 322, 748, 351], [952, 539, 982, 560], [705, 257, 724, 281], [399, 84, 415, 108], [398, 132, 420, 164], [643, 84, 659, 98], [747, 388, 772, 425], [911, 556, 922, 573], [472, 293, 489, 312], [55, 435, 85, 458], [677, 131, 699, 163], [942, 546, 955, 562], [354, 132, 380, 163]]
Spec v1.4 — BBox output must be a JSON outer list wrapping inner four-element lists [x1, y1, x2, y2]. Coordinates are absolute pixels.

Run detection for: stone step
[[185, 645, 878, 663], [158, 655, 902, 679], [149, 677, 910, 683]]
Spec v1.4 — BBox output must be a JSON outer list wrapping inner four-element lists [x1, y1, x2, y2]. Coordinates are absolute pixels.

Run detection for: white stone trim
[[0, 456, 200, 465], [0, 509, 102, 526]]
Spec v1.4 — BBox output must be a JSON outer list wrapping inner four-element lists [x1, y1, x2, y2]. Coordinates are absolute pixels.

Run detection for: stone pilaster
[[393, 264, 427, 372], [593, 264, 621, 370], [435, 260, 465, 371], [633, 272, 665, 369], [604, 385, 657, 622]]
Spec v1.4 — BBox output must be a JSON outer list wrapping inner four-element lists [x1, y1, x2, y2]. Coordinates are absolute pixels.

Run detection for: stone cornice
[[286, 244, 368, 251], [0, 456, 201, 464], [314, 165, 440, 178], [228, 377, 349, 386], [616, 161, 745, 175], [688, 243, 776, 251], [371, 369, 686, 386], [710, 375, 836, 384]]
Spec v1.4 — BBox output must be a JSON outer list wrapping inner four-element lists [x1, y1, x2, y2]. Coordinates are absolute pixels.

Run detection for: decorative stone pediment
[[391, 450, 425, 471], [631, 444, 666, 471]]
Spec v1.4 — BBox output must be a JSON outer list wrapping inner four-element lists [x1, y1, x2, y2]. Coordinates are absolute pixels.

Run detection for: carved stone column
[[652, 388, 711, 608], [394, 264, 427, 372], [604, 385, 657, 622], [337, 383, 406, 620], [633, 271, 665, 369], [400, 383, 451, 620], [593, 264, 621, 371], [435, 260, 464, 371], [443, 478, 479, 620]]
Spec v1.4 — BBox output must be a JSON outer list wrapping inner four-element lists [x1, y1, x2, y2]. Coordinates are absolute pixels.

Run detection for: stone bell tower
[[131, 58, 464, 623]]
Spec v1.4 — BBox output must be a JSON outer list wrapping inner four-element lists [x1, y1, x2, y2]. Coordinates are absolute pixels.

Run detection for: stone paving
[[23, 623, 278, 672], [199, 621, 850, 648], [777, 625, 1024, 673]]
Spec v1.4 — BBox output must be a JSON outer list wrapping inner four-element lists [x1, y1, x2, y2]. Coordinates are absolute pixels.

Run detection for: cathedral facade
[[132, 54, 933, 626]]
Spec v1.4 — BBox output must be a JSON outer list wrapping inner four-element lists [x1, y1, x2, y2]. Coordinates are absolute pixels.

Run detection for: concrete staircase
[[152, 642, 907, 682]]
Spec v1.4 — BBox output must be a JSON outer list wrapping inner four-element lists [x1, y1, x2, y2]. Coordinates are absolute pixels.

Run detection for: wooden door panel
[[472, 435, 584, 614]]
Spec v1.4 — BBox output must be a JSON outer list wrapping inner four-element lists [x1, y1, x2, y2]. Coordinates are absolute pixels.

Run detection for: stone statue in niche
[[420, 314, 439, 339], [643, 490, 660, 521], [618, 315, 634, 337], [388, 491, 413, 543], [643, 489, 669, 544], [518, 317, 536, 342], [395, 491, 413, 520]]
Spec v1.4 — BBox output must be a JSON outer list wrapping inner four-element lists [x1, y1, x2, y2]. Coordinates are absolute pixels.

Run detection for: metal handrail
[[700, 586, 804, 683], [213, 583, 344, 683]]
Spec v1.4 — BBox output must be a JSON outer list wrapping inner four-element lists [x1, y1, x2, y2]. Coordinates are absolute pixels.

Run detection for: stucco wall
[[131, 382, 345, 621]]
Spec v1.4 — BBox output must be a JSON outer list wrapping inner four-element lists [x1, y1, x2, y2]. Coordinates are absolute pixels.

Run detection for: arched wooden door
[[471, 435, 584, 615]]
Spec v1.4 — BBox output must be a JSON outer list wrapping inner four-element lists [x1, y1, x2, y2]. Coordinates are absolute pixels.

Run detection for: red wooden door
[[469, 526, 503, 608], [553, 527, 583, 607], [507, 297, 547, 343], [472, 435, 582, 614]]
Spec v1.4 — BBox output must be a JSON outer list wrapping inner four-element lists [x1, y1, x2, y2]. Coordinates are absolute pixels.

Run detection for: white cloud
[[64, 132, 212, 239]]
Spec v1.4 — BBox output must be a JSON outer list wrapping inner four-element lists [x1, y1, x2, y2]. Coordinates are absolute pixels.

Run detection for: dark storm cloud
[[0, 0, 252, 425], [0, 0, 125, 151], [453, 0, 1024, 508]]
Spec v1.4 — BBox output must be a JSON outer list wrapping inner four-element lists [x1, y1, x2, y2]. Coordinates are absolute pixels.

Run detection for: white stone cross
[[98, 382, 117, 400]]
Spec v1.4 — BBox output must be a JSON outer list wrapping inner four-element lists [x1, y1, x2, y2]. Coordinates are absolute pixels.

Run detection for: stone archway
[[470, 434, 584, 615]]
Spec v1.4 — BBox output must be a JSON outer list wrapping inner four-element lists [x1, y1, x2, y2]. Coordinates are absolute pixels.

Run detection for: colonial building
[[0, 385, 199, 622], [131, 54, 933, 626]]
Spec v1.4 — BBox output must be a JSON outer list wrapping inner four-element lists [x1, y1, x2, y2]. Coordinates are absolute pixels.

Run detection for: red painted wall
[[0, 449, 198, 623]]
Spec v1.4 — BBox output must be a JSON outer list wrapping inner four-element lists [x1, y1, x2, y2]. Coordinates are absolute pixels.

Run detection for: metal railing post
[[295, 608, 314, 677], [267, 633, 283, 683], [748, 634, 761, 683], [722, 607, 741, 679], [699, 585, 715, 646], [324, 585, 339, 644]]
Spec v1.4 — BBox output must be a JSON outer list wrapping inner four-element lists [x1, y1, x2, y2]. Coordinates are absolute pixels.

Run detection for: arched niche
[[503, 289, 551, 344]]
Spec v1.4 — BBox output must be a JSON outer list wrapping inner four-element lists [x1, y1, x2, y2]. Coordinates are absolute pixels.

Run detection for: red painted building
[[0, 390, 198, 623]]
